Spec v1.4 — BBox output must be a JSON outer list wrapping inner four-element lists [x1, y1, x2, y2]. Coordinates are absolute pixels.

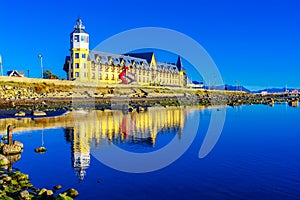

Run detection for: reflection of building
[[62, 108, 186, 180], [65, 127, 90, 181], [63, 18, 187, 87]]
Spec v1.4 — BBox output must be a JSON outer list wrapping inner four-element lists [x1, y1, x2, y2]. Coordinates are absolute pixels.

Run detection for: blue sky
[[0, 0, 299, 90]]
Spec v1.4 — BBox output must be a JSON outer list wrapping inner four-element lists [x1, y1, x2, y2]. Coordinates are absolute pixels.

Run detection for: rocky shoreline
[[0, 91, 299, 115], [0, 125, 79, 200], [0, 78, 299, 115]]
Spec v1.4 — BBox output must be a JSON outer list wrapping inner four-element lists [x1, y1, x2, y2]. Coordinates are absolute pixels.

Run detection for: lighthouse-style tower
[[69, 18, 89, 81]]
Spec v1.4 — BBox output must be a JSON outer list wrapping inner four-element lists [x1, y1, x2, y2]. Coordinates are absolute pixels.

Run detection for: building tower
[[176, 56, 187, 87], [68, 18, 89, 81]]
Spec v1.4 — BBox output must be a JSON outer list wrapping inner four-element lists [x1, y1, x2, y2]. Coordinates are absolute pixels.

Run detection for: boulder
[[38, 188, 47, 196], [20, 190, 30, 200], [53, 185, 62, 190], [46, 190, 54, 196], [1, 136, 8, 141], [0, 154, 10, 166], [56, 194, 73, 200], [13, 140, 24, 149], [6, 153, 21, 163], [15, 111, 26, 117], [1, 144, 23, 155], [32, 110, 47, 117], [34, 146, 47, 153], [0, 142, 4, 149], [64, 188, 79, 198]]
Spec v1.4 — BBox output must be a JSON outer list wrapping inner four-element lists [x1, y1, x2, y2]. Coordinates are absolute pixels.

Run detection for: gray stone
[[20, 190, 30, 199], [32, 110, 46, 117], [1, 144, 23, 155], [13, 140, 24, 149], [15, 111, 26, 117], [64, 188, 79, 198], [0, 154, 10, 166]]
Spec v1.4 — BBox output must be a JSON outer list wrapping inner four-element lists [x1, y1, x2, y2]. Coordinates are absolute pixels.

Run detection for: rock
[[56, 193, 74, 200], [53, 185, 62, 190], [38, 188, 47, 196], [0, 154, 10, 166], [15, 111, 26, 117], [34, 146, 47, 153], [64, 188, 79, 198], [32, 110, 47, 117], [20, 190, 30, 199], [13, 140, 24, 149], [1, 136, 8, 141], [1, 144, 23, 155], [6, 153, 21, 163], [46, 189, 54, 196], [4, 176, 12, 182]]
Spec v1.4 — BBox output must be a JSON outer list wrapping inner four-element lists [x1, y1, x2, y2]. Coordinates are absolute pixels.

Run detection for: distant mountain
[[203, 85, 251, 93], [253, 88, 298, 94]]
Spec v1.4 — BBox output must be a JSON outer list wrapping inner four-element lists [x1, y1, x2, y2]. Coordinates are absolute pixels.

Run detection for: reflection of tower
[[68, 126, 91, 181]]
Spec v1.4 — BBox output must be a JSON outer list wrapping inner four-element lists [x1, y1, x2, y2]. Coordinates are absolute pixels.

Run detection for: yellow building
[[63, 18, 187, 87]]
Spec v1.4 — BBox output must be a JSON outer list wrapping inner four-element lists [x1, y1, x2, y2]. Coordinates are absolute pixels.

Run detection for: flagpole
[[0, 55, 3, 76]]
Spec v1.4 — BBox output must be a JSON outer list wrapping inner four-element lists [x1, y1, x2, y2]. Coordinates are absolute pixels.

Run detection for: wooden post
[[7, 125, 13, 145]]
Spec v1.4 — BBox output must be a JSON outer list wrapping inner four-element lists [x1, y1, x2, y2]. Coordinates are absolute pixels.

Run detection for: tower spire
[[74, 18, 85, 31], [176, 55, 183, 71]]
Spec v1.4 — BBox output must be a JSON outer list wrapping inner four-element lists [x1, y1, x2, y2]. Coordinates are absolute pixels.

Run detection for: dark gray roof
[[123, 52, 154, 64], [88, 51, 150, 69], [176, 56, 183, 71]]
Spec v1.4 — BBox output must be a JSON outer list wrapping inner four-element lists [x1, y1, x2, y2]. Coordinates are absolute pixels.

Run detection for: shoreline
[[0, 92, 299, 111], [1, 77, 299, 113]]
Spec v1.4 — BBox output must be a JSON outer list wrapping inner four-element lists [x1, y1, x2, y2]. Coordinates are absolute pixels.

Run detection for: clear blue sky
[[0, 0, 299, 90]]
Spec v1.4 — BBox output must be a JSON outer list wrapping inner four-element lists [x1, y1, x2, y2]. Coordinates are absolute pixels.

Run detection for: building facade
[[64, 18, 187, 87]]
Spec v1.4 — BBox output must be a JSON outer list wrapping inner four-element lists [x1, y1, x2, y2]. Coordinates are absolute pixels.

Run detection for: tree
[[43, 69, 60, 79]]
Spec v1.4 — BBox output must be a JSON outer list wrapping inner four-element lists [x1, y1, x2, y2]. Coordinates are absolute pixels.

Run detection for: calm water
[[1, 104, 299, 200]]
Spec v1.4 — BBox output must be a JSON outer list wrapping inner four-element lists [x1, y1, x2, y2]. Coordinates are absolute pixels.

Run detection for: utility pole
[[0, 55, 3, 76], [38, 54, 43, 78]]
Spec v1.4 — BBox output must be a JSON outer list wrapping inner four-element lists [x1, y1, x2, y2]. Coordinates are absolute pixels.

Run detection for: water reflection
[[1, 107, 202, 180], [65, 108, 187, 180]]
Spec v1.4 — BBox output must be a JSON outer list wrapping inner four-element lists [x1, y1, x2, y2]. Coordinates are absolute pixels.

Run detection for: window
[[105, 74, 108, 80], [75, 63, 79, 68], [81, 36, 85, 42], [92, 73, 95, 79], [75, 72, 79, 77], [82, 53, 86, 58], [112, 74, 115, 80], [82, 63, 86, 69], [75, 53, 79, 58], [74, 35, 79, 42], [83, 72, 87, 78]]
